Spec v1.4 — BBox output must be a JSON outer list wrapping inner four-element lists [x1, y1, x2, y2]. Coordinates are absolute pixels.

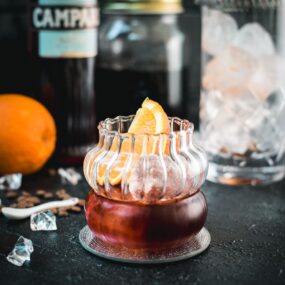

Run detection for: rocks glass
[[199, 1, 285, 185], [83, 116, 208, 251]]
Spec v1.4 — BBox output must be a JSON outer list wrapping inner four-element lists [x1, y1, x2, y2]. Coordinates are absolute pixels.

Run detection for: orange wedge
[[129, 98, 170, 134], [97, 98, 170, 186]]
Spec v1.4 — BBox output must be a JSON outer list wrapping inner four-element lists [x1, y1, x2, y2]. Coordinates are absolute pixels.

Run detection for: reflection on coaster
[[79, 226, 211, 264]]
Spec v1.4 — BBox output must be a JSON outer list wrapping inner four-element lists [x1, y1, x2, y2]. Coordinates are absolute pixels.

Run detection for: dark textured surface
[[0, 171, 285, 285]]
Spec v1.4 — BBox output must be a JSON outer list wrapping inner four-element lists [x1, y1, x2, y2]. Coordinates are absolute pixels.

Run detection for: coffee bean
[[28, 196, 41, 204], [18, 201, 34, 208], [44, 192, 54, 199], [78, 199, 85, 207], [47, 168, 57, 176], [6, 191, 18, 199], [70, 206, 81, 212], [36, 190, 46, 197], [22, 191, 31, 197], [56, 189, 68, 199], [58, 210, 69, 217], [62, 194, 71, 200], [17, 196, 26, 202], [50, 208, 58, 214]]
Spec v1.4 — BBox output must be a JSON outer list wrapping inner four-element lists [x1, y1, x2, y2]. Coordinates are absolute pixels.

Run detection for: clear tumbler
[[199, 1, 285, 185]]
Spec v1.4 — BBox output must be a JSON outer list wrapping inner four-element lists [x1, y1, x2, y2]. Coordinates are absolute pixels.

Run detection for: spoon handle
[[1, 198, 79, 220], [27, 198, 79, 214]]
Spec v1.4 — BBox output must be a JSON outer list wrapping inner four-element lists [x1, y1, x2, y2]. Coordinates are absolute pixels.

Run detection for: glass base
[[207, 162, 285, 185], [79, 226, 211, 264]]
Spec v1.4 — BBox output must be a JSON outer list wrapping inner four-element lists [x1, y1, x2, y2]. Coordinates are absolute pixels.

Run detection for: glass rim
[[98, 115, 194, 137]]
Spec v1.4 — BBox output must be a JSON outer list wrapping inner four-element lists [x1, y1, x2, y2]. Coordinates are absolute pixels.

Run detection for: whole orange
[[0, 94, 56, 174]]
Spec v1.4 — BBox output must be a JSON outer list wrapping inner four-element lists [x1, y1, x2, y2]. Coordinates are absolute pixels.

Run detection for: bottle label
[[31, 0, 99, 58]]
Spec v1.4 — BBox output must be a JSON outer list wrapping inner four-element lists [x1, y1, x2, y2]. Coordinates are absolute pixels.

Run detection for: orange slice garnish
[[97, 98, 170, 186], [129, 98, 170, 134]]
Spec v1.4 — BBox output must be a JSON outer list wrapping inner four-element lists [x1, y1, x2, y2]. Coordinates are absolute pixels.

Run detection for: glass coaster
[[79, 226, 211, 264]]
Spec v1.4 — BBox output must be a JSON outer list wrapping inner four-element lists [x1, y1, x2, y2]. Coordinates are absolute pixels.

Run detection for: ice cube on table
[[232, 22, 275, 57], [0, 173, 22, 190], [58, 168, 82, 185], [6, 236, 34, 267], [202, 8, 238, 56], [203, 46, 257, 96], [30, 210, 57, 231]]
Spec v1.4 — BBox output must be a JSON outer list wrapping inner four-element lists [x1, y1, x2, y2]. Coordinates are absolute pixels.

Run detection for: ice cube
[[261, 56, 285, 89], [203, 46, 257, 97], [228, 92, 262, 119], [202, 92, 260, 155], [202, 8, 238, 56], [6, 236, 34, 267], [207, 110, 251, 155], [58, 168, 82, 185], [200, 90, 224, 124], [248, 61, 277, 101], [232, 23, 275, 57], [248, 56, 285, 100], [129, 155, 183, 203], [30, 210, 57, 231], [244, 89, 285, 152], [264, 88, 285, 137], [265, 87, 285, 113], [0, 173, 22, 190]]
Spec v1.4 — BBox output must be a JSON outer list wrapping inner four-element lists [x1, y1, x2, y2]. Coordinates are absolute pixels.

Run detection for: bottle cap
[[104, 0, 183, 14]]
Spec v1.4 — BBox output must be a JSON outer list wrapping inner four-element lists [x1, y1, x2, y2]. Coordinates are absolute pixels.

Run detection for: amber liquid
[[85, 190, 207, 250]]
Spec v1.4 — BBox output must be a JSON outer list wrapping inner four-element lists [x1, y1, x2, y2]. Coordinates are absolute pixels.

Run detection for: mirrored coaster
[[79, 226, 211, 264]]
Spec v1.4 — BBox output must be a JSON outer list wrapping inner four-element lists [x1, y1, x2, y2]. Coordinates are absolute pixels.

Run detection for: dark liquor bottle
[[96, 0, 189, 123], [28, 0, 99, 165], [0, 0, 29, 94]]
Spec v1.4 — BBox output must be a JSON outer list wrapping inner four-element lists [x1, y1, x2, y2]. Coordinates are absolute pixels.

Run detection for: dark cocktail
[[83, 99, 208, 251]]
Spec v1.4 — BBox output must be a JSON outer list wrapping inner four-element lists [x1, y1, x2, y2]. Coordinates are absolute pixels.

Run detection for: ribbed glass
[[84, 116, 208, 204]]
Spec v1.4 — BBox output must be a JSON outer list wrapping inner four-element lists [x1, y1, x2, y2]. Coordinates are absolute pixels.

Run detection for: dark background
[[0, 0, 201, 127]]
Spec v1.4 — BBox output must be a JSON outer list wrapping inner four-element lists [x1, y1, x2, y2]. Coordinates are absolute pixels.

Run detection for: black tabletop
[[0, 170, 285, 285]]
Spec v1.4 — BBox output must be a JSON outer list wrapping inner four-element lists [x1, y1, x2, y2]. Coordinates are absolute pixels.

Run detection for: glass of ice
[[83, 116, 208, 250], [199, 2, 285, 185]]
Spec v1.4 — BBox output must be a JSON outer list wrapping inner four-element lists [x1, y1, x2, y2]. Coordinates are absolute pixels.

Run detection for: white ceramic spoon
[[1, 197, 79, 220]]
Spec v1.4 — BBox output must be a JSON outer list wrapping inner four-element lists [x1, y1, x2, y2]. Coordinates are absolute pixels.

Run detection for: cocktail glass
[[82, 116, 209, 260]]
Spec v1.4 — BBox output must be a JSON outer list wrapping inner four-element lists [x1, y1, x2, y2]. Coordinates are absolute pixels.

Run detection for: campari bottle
[[28, 0, 99, 165]]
